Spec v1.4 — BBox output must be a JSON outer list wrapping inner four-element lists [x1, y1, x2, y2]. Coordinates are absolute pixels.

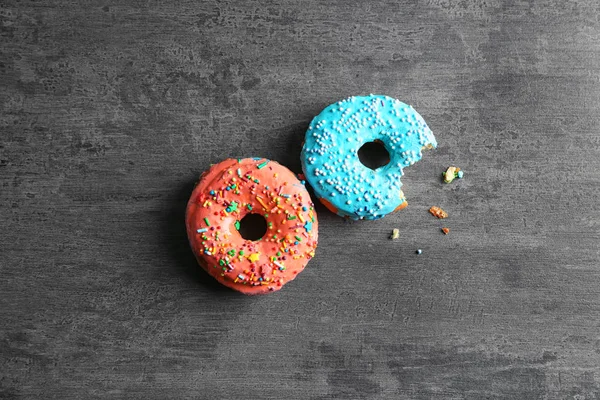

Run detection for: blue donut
[[301, 94, 437, 220]]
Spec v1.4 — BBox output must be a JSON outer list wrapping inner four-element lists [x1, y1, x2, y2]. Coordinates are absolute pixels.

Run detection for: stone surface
[[2, 1, 600, 399]]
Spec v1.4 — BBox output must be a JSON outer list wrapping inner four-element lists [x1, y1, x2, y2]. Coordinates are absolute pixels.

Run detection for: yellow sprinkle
[[297, 213, 305, 222], [256, 196, 269, 210], [248, 253, 260, 263]]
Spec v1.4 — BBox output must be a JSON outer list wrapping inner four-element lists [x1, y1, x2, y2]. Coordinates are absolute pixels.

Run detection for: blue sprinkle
[[210, 190, 215, 195], [457, 170, 464, 179], [302, 206, 308, 211], [197, 228, 208, 233]]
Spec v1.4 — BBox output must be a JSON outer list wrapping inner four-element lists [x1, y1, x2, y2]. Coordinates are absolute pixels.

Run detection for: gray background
[[1, 1, 600, 399]]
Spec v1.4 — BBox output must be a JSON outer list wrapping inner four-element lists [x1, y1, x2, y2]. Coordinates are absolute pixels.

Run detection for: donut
[[301, 94, 437, 220], [186, 158, 318, 295]]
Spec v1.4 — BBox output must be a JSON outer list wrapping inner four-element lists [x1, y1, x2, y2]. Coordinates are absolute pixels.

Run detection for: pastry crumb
[[429, 206, 448, 219], [443, 166, 463, 183], [441, 227, 450, 235], [390, 228, 400, 240]]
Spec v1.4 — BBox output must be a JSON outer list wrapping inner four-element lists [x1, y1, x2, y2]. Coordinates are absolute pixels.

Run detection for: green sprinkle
[[204, 217, 210, 226], [234, 220, 240, 230], [257, 160, 269, 169], [276, 251, 282, 256], [239, 250, 244, 256], [295, 236, 302, 241], [287, 215, 297, 220], [219, 260, 225, 266], [227, 201, 238, 213], [247, 204, 253, 210]]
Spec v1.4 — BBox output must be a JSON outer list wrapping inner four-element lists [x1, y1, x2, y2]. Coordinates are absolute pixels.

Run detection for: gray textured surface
[[2, 1, 600, 399]]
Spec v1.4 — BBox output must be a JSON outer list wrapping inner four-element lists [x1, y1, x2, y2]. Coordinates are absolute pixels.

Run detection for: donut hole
[[238, 213, 268, 241], [358, 141, 390, 170]]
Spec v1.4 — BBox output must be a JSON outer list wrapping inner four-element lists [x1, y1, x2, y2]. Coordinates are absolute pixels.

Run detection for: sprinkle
[[457, 170, 464, 179], [256, 196, 269, 210], [234, 221, 240, 230], [390, 228, 399, 239], [204, 217, 211, 226], [287, 215, 297, 220], [226, 201, 238, 213], [281, 194, 291, 198], [304, 221, 312, 232], [441, 227, 450, 235], [197, 228, 208, 233], [416, 249, 422, 255], [273, 261, 286, 270], [248, 253, 260, 263], [237, 168, 242, 177], [257, 160, 269, 169], [294, 235, 302, 242]]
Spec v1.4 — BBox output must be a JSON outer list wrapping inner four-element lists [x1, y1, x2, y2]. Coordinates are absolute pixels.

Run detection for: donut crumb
[[429, 206, 448, 219]]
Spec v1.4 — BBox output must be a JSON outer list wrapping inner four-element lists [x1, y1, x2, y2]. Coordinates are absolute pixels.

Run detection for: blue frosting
[[301, 95, 437, 220]]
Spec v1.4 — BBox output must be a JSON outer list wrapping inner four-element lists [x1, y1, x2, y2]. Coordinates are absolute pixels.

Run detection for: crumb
[[443, 166, 463, 183], [429, 206, 448, 219], [390, 228, 400, 240], [441, 227, 450, 235]]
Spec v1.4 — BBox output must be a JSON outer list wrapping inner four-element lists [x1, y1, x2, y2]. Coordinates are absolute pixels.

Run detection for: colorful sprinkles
[[186, 158, 318, 295], [301, 94, 437, 220]]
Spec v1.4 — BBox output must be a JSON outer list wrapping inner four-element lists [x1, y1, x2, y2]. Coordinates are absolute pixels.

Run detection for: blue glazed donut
[[301, 94, 437, 220]]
